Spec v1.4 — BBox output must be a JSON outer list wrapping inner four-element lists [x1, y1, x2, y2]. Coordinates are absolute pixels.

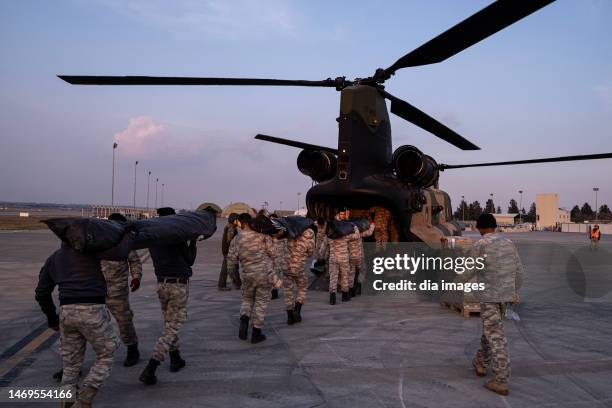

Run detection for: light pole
[[155, 178, 159, 209], [111, 142, 118, 207], [461, 195, 465, 222], [133, 161, 139, 209], [490, 193, 494, 213], [146, 171, 151, 211], [518, 190, 523, 223], [280, 201, 283, 212], [594, 187, 599, 221], [161, 183, 165, 207], [297, 192, 301, 211]]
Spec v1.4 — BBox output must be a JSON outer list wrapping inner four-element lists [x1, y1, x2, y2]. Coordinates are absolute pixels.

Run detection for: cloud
[[113, 116, 168, 157], [95, 0, 296, 38]]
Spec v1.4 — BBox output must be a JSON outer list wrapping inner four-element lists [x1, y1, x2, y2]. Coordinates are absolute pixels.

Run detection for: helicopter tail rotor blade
[[382, 91, 480, 150], [255, 134, 338, 154], [439, 152, 612, 170], [382, 0, 555, 76], [58, 75, 344, 88]]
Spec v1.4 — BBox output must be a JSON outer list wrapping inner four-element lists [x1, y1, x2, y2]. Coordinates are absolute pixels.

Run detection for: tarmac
[[1, 223, 612, 407]]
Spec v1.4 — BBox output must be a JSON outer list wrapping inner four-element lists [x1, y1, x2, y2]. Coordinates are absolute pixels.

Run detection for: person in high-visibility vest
[[590, 225, 601, 250]]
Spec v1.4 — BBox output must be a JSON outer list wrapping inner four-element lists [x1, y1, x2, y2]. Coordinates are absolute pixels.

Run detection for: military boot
[[286, 310, 296, 325], [329, 292, 336, 305], [73, 386, 97, 408], [356, 282, 362, 296], [484, 379, 509, 396], [239, 315, 250, 340], [271, 288, 279, 299], [52, 369, 63, 382], [349, 286, 356, 298], [341, 291, 351, 302], [251, 327, 267, 344], [472, 360, 487, 377], [139, 359, 160, 385], [293, 302, 303, 323], [169, 350, 186, 372], [123, 343, 140, 367]]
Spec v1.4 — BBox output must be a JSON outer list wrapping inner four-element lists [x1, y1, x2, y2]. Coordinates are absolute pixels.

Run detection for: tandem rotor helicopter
[[59, 0, 612, 246]]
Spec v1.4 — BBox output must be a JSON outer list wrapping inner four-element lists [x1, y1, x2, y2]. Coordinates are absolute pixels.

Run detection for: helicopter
[[58, 0, 612, 246]]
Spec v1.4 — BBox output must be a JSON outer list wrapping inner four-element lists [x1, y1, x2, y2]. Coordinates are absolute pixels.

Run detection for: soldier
[[465, 213, 523, 396], [327, 210, 360, 304], [372, 206, 393, 252], [100, 213, 142, 367], [218, 213, 239, 290], [269, 213, 288, 300], [35, 232, 134, 407], [313, 217, 328, 274], [284, 225, 315, 324], [139, 207, 197, 386], [226, 214, 282, 343], [348, 219, 375, 297]]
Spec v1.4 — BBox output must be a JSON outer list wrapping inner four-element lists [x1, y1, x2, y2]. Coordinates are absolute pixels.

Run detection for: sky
[[1, 0, 611, 212]]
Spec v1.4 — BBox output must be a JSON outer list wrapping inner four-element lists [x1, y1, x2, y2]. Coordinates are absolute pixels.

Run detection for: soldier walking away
[[348, 219, 375, 297], [312, 217, 328, 275], [100, 213, 143, 367], [284, 226, 315, 324], [590, 224, 601, 250], [327, 210, 360, 305], [269, 213, 287, 300], [466, 213, 523, 396], [35, 233, 134, 407], [219, 213, 239, 290], [139, 207, 197, 386], [226, 214, 282, 343]]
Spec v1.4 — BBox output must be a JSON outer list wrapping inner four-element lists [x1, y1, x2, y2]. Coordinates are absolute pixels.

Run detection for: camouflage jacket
[[464, 233, 523, 303], [328, 227, 360, 262], [287, 229, 315, 275], [227, 229, 279, 286], [348, 222, 375, 260], [272, 237, 289, 274], [314, 223, 328, 260], [101, 250, 143, 298]]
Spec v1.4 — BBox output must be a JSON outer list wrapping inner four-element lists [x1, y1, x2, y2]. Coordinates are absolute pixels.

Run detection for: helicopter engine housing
[[392, 145, 439, 188], [297, 149, 337, 182]]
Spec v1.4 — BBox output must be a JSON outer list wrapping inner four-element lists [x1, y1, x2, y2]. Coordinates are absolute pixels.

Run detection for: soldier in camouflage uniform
[[284, 227, 315, 324], [348, 220, 375, 297], [35, 234, 134, 407], [140, 207, 197, 386], [327, 211, 361, 304], [100, 213, 142, 367], [270, 213, 288, 300], [464, 213, 523, 396], [227, 214, 282, 343]]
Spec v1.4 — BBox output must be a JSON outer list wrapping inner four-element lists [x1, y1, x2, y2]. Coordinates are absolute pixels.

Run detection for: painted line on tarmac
[[0, 322, 59, 386]]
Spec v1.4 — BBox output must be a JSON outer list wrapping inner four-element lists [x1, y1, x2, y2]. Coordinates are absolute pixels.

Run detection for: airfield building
[[535, 193, 569, 230]]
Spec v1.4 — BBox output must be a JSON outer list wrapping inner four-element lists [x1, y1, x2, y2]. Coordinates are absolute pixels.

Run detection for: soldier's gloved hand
[[47, 314, 60, 331], [130, 277, 141, 292]]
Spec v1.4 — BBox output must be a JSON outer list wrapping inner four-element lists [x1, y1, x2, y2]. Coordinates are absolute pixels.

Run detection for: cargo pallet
[[440, 301, 480, 318]]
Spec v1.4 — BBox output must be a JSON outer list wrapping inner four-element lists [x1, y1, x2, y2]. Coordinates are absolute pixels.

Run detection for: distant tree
[[453, 199, 469, 220], [485, 199, 495, 213], [525, 202, 536, 222], [570, 205, 582, 222], [469, 201, 483, 220], [496, 206, 502, 214], [580, 202, 594, 219], [508, 199, 519, 214], [599, 204, 611, 215]]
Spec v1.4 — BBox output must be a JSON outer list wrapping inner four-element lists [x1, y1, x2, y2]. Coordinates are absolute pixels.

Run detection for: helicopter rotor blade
[[439, 152, 612, 170], [57, 75, 344, 88], [255, 134, 338, 154], [383, 0, 555, 76], [382, 91, 480, 150]]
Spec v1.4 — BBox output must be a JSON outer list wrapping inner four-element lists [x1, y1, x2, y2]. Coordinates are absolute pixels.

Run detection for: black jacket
[[35, 234, 134, 327], [149, 240, 197, 279]]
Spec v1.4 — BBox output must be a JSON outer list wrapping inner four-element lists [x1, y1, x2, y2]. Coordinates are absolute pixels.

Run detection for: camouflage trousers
[[60, 304, 119, 390], [283, 269, 307, 310], [240, 276, 271, 328], [152, 282, 189, 362], [328, 259, 350, 293], [348, 256, 364, 288], [474, 303, 510, 383], [106, 295, 138, 346]]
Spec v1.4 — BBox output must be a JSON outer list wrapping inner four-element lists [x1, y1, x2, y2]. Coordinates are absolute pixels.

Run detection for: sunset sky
[[1, 0, 611, 212]]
